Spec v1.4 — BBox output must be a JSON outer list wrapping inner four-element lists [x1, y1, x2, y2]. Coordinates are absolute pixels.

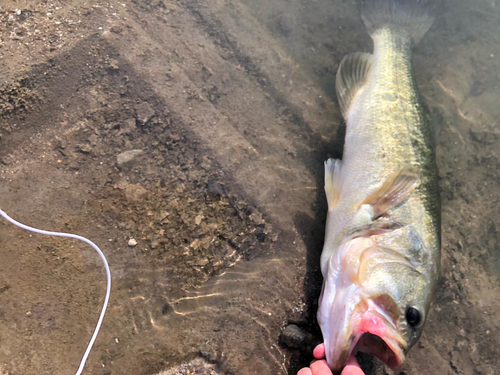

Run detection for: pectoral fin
[[361, 166, 420, 218], [325, 158, 343, 211]]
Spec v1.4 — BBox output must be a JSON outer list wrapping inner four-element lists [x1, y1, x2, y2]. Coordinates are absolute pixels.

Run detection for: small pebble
[[128, 238, 138, 247], [117, 149, 143, 166], [168, 133, 181, 142], [135, 102, 155, 125], [110, 25, 123, 34]]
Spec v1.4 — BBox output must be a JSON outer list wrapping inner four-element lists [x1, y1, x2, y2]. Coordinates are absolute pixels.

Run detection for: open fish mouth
[[350, 331, 405, 369], [347, 308, 406, 369], [321, 292, 408, 373]]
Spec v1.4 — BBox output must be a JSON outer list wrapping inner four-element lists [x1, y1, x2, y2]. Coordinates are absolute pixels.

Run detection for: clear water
[[0, 0, 499, 374]]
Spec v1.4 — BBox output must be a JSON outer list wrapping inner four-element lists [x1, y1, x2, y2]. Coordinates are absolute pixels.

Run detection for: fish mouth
[[347, 309, 406, 370], [321, 295, 407, 373], [349, 331, 405, 369]]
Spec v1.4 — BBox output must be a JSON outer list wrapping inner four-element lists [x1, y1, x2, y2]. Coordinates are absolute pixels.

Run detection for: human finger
[[313, 343, 326, 359], [297, 368, 313, 375], [340, 355, 364, 375], [309, 359, 333, 375]]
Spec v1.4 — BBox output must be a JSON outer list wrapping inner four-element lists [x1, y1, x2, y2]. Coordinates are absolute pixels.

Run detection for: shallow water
[[0, 0, 499, 374]]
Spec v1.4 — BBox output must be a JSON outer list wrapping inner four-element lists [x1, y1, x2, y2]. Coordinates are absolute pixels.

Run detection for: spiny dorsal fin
[[360, 165, 420, 218], [325, 158, 343, 211], [336, 52, 374, 118]]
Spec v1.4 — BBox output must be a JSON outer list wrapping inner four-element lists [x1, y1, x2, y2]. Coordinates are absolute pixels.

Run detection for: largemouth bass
[[317, 0, 441, 372]]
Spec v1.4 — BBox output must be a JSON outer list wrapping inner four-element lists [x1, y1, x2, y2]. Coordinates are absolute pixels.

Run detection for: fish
[[317, 0, 441, 373]]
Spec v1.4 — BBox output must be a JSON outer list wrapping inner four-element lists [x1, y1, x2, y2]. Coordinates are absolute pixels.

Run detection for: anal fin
[[361, 166, 420, 218]]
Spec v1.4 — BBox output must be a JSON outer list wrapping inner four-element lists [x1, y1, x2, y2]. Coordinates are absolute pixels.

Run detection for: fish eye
[[405, 307, 421, 327]]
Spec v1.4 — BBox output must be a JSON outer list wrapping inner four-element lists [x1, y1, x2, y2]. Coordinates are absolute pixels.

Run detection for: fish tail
[[358, 0, 436, 45]]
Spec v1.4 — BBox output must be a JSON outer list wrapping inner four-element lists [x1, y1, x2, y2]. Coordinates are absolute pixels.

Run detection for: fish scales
[[317, 1, 441, 373], [340, 26, 440, 267]]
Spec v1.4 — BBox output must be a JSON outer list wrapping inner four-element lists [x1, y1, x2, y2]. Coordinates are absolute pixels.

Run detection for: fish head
[[317, 234, 432, 373]]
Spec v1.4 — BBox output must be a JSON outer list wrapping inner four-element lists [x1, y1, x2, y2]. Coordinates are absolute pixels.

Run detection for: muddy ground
[[0, 0, 499, 374]]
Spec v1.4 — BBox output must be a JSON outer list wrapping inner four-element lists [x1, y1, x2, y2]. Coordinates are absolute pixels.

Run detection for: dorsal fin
[[335, 52, 374, 118]]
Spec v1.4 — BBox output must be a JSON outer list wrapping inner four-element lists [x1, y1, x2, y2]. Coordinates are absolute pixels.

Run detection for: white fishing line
[[0, 208, 111, 375]]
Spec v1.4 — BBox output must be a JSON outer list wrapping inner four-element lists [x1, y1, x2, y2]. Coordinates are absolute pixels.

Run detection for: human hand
[[297, 344, 364, 375]]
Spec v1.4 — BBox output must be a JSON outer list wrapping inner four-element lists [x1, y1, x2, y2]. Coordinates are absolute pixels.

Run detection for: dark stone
[[161, 303, 173, 315], [279, 324, 307, 349], [207, 180, 224, 196], [256, 232, 266, 242]]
